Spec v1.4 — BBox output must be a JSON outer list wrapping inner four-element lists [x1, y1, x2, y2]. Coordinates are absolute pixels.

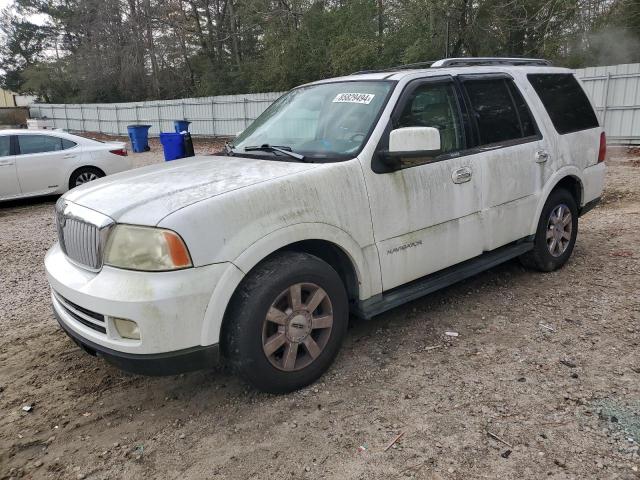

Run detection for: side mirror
[[389, 126, 441, 157]]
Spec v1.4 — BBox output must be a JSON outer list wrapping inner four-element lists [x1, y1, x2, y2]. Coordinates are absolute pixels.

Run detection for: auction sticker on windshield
[[333, 93, 375, 104]]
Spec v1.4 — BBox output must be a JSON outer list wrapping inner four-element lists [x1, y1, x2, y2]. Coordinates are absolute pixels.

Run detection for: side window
[[528, 73, 599, 134], [463, 78, 535, 145], [17, 135, 64, 155], [0, 136, 10, 157], [62, 139, 77, 150], [396, 82, 464, 154]]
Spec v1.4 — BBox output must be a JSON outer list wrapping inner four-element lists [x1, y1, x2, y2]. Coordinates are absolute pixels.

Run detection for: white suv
[[45, 58, 606, 393]]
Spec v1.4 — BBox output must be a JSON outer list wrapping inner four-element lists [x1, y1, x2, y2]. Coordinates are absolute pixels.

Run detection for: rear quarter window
[[62, 139, 77, 149], [0, 136, 10, 157], [527, 73, 599, 134]]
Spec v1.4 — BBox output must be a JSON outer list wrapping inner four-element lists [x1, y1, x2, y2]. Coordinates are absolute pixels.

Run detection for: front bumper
[[45, 242, 230, 371], [54, 307, 219, 375]]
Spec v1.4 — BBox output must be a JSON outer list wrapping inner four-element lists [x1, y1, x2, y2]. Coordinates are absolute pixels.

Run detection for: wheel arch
[[530, 168, 584, 234], [200, 223, 380, 347]]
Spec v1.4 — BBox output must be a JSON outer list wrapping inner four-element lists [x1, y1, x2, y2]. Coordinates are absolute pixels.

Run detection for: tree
[[1, 0, 637, 103]]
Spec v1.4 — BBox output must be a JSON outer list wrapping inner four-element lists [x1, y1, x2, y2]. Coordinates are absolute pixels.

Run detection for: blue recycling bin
[[127, 124, 152, 153], [174, 120, 191, 133], [160, 132, 185, 161]]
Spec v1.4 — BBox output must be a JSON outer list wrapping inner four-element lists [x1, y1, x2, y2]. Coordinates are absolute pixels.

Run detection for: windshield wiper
[[244, 144, 306, 161]]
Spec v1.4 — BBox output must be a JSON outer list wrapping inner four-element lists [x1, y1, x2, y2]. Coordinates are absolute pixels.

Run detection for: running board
[[352, 240, 533, 319]]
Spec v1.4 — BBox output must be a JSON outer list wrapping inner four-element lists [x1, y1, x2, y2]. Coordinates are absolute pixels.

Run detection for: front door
[[0, 135, 20, 199], [363, 76, 484, 291]]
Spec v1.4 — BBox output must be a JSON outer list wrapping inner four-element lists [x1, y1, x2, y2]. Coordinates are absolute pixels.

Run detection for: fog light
[[113, 318, 140, 340]]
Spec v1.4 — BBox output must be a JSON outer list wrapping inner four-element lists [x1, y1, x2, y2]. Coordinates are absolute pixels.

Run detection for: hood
[[64, 155, 319, 224]]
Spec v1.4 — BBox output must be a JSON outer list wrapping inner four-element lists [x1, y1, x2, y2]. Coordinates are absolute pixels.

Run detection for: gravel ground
[[0, 143, 639, 480]]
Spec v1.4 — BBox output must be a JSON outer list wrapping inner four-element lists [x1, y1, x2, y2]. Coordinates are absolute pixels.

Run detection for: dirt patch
[[1, 146, 639, 479]]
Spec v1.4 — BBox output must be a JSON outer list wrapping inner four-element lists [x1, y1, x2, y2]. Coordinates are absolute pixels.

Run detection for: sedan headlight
[[104, 225, 192, 271]]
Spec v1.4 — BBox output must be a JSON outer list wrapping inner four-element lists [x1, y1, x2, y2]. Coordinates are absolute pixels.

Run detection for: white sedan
[[0, 129, 133, 201]]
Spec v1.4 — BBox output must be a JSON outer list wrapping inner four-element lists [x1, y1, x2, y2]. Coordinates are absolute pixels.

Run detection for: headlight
[[104, 225, 192, 271]]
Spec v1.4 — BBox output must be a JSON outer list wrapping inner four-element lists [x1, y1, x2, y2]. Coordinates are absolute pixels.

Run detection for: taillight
[[109, 148, 128, 157], [598, 132, 606, 163]]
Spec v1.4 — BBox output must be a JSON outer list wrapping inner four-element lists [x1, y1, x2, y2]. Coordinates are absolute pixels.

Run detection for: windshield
[[232, 81, 394, 161]]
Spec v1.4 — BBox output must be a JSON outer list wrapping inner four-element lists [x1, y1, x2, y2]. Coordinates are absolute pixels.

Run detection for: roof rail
[[350, 57, 551, 76], [431, 57, 552, 68], [352, 61, 436, 75]]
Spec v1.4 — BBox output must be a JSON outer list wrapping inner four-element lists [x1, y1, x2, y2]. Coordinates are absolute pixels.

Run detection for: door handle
[[452, 167, 472, 184], [535, 150, 550, 163], [0, 160, 13, 166], [63, 154, 76, 159]]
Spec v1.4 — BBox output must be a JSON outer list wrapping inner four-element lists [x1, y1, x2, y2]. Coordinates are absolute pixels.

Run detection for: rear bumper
[[582, 162, 606, 205], [54, 307, 219, 375]]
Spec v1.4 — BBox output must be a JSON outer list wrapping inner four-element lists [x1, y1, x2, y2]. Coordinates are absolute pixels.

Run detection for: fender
[[199, 222, 382, 346], [529, 166, 584, 234]]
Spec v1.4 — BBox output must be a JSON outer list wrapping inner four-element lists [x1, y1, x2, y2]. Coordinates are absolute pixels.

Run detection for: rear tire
[[520, 188, 578, 272], [222, 252, 348, 393], [69, 167, 104, 189]]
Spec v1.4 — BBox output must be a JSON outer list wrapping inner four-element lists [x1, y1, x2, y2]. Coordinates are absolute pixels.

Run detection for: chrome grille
[[55, 199, 114, 271], [60, 218, 100, 268]]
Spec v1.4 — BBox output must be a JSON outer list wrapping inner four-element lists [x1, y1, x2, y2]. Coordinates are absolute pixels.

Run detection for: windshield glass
[[232, 81, 394, 161]]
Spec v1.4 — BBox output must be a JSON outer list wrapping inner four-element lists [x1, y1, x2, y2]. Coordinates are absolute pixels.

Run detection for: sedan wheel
[[75, 171, 99, 186], [69, 167, 105, 189]]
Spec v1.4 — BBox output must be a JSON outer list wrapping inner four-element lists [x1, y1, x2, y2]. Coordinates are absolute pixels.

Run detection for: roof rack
[[352, 61, 436, 75], [430, 57, 552, 68], [350, 57, 551, 76]]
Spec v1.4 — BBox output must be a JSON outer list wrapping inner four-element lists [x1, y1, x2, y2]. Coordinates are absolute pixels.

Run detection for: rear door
[[457, 74, 549, 250], [14, 133, 78, 195], [527, 73, 601, 170], [0, 135, 20, 199]]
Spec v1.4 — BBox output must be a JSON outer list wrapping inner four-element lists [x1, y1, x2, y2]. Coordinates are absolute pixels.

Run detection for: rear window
[[18, 135, 64, 154], [463, 78, 537, 145], [17, 135, 77, 154], [528, 74, 599, 134]]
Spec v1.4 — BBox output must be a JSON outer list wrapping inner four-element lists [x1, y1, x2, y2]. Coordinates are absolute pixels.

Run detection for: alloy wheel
[[75, 172, 99, 186], [261, 282, 333, 371], [546, 203, 573, 257]]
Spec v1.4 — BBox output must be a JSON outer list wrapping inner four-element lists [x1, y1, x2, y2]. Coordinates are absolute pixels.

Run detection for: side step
[[352, 240, 533, 320]]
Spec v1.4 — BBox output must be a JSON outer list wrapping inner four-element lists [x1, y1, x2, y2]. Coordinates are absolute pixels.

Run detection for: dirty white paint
[[46, 64, 606, 354], [45, 243, 231, 354], [389, 127, 440, 153]]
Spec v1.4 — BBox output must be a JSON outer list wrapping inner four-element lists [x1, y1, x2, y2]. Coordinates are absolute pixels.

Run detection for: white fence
[[575, 63, 640, 145], [29, 63, 640, 143], [28, 92, 284, 138]]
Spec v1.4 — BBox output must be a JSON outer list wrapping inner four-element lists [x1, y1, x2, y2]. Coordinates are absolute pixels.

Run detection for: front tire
[[222, 252, 349, 393], [520, 188, 579, 272]]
